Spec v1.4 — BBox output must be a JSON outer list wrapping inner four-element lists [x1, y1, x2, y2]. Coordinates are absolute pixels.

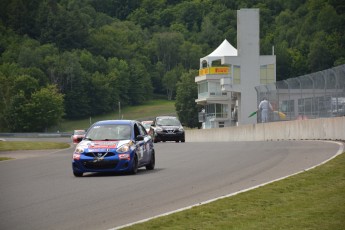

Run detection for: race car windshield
[[86, 125, 131, 140], [74, 130, 85, 135], [157, 118, 181, 126]]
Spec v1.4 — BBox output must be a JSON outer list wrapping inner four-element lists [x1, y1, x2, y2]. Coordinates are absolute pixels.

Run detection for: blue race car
[[72, 120, 155, 177]]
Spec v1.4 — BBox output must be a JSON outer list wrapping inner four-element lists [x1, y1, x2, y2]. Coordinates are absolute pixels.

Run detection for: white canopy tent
[[200, 39, 238, 68]]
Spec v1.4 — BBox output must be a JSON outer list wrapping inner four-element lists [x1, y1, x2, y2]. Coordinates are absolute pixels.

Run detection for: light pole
[[118, 101, 121, 119]]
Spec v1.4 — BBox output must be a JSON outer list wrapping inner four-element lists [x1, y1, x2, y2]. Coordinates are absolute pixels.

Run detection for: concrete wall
[[186, 117, 345, 142]]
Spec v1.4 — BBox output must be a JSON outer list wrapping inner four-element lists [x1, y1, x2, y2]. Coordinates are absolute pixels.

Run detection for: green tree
[[64, 89, 91, 119], [24, 85, 64, 131], [44, 51, 84, 93], [5, 85, 64, 132], [175, 1, 202, 32], [0, 73, 12, 131], [42, 50, 90, 119], [0, 63, 23, 131], [17, 38, 42, 68], [151, 32, 184, 71], [36, 1, 89, 50], [317, 4, 342, 33], [5, 92, 28, 132], [21, 67, 49, 86], [128, 57, 153, 105], [151, 61, 166, 94], [4, 0, 41, 37], [175, 70, 200, 128], [107, 58, 130, 106], [308, 32, 334, 72], [158, 7, 175, 27], [12, 75, 39, 98], [275, 41, 292, 80], [199, 15, 223, 48], [88, 21, 146, 59], [128, 8, 154, 28], [288, 48, 307, 77], [87, 72, 113, 115], [90, 0, 140, 19], [162, 64, 184, 100], [179, 41, 203, 69]]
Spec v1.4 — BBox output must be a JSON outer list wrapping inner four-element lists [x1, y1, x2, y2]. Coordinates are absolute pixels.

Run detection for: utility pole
[[118, 101, 121, 119]]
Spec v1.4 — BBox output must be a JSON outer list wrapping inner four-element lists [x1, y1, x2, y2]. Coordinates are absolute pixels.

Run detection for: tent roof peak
[[206, 39, 237, 57]]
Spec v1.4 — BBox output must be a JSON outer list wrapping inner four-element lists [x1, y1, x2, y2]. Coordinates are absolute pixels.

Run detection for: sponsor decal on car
[[88, 141, 118, 149]]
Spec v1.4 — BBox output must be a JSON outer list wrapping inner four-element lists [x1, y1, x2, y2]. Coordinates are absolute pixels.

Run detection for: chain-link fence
[[255, 64, 345, 122]]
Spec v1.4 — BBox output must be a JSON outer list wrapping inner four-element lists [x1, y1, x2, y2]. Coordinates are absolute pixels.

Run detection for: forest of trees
[[0, 0, 344, 131]]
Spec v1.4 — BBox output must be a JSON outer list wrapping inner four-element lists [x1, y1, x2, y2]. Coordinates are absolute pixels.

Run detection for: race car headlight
[[75, 147, 84, 154], [179, 127, 184, 132], [156, 127, 163, 132], [73, 147, 84, 160], [117, 144, 130, 153]]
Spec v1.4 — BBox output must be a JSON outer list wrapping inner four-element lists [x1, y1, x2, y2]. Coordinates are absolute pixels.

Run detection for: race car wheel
[[146, 151, 155, 170], [73, 171, 83, 177], [181, 139, 185, 143], [129, 154, 138, 174]]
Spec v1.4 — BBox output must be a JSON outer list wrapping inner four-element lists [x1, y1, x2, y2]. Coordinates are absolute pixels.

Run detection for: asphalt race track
[[0, 138, 342, 230]]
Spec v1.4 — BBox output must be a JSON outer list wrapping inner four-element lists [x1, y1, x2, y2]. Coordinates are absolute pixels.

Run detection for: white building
[[196, 8, 276, 128]]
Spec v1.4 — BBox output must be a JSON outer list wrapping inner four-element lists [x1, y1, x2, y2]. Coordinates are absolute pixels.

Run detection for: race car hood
[[76, 140, 132, 151]]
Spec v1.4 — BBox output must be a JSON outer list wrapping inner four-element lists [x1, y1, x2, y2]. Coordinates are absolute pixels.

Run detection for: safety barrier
[[1, 118, 344, 141], [186, 117, 345, 142]]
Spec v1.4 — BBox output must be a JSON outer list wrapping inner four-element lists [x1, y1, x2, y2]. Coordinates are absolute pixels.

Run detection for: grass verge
[[123, 152, 345, 230], [0, 141, 70, 151], [0, 157, 13, 161], [55, 99, 176, 132]]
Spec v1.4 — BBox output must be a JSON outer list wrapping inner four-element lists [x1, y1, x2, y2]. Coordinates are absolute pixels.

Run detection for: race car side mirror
[[136, 135, 144, 141]]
